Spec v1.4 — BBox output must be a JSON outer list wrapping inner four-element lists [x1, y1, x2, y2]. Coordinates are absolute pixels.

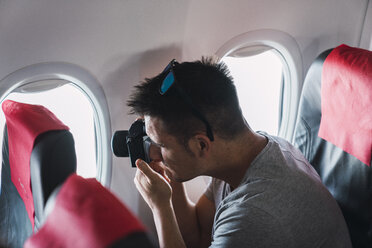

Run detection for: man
[[127, 58, 351, 248]]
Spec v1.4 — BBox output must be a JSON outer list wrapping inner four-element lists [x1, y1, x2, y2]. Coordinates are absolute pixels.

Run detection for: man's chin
[[170, 174, 194, 183], [166, 171, 184, 183]]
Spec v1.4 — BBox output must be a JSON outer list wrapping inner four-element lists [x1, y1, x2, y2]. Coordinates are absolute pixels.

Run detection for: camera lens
[[111, 130, 129, 157]]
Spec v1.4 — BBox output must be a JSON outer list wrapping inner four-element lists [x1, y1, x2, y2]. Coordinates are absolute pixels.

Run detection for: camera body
[[111, 120, 151, 167]]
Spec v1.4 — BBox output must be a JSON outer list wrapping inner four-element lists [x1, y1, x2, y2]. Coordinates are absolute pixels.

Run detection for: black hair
[[127, 57, 246, 143]]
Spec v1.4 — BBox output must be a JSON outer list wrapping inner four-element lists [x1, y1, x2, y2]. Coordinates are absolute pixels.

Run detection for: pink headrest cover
[[319, 44, 372, 166], [24, 174, 146, 248]]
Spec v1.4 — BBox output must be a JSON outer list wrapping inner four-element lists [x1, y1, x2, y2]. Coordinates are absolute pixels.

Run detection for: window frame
[[0, 62, 112, 187], [216, 29, 303, 141]]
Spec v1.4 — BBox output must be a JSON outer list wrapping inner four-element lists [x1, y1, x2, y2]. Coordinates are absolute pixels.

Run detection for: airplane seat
[[0, 99, 75, 246], [293, 44, 372, 248], [0, 99, 154, 247]]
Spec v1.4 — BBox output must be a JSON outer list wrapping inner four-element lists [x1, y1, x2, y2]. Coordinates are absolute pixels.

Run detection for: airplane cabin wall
[[0, 0, 370, 240]]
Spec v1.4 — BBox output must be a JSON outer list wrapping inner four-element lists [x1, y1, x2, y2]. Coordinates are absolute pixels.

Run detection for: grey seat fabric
[[293, 49, 372, 248], [31, 130, 77, 230], [0, 126, 32, 248]]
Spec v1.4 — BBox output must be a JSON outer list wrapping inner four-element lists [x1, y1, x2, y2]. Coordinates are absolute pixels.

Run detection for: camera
[[111, 120, 151, 167]]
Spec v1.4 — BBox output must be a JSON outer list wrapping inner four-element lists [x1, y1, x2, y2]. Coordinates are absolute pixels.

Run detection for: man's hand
[[134, 159, 186, 248], [134, 159, 172, 211]]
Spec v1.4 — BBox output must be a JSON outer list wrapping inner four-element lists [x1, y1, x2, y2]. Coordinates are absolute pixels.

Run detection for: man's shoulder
[[211, 133, 352, 247], [251, 132, 321, 183], [257, 132, 308, 163]]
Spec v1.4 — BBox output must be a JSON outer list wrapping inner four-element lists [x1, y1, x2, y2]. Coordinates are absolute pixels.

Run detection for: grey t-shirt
[[204, 133, 352, 248]]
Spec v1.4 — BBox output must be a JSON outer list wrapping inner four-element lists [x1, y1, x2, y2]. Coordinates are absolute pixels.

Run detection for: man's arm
[[134, 159, 216, 248], [171, 182, 215, 248], [134, 160, 186, 248]]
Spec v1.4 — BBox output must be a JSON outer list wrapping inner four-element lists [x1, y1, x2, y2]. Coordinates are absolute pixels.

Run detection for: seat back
[[31, 129, 76, 229], [0, 100, 76, 246], [293, 47, 372, 247]]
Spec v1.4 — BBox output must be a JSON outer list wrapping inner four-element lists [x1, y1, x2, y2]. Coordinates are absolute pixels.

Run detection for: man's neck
[[211, 130, 268, 190]]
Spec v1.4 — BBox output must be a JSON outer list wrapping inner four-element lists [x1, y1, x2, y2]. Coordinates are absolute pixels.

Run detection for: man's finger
[[136, 159, 157, 180], [149, 161, 163, 173]]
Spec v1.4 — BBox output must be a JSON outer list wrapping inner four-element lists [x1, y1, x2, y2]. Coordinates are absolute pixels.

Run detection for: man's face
[[145, 115, 201, 182]]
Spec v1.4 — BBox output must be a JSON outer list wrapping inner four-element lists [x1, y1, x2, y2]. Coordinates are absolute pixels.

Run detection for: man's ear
[[189, 134, 211, 158]]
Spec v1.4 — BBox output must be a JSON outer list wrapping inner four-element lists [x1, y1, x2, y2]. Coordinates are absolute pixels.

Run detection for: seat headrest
[[318, 44, 372, 166], [2, 100, 69, 229], [24, 174, 151, 248]]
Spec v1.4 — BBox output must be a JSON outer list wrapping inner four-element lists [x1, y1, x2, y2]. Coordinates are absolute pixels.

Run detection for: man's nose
[[149, 144, 162, 162]]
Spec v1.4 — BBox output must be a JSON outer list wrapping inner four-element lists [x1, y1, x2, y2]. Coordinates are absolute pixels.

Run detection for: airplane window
[[221, 50, 283, 135], [1, 83, 97, 178]]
